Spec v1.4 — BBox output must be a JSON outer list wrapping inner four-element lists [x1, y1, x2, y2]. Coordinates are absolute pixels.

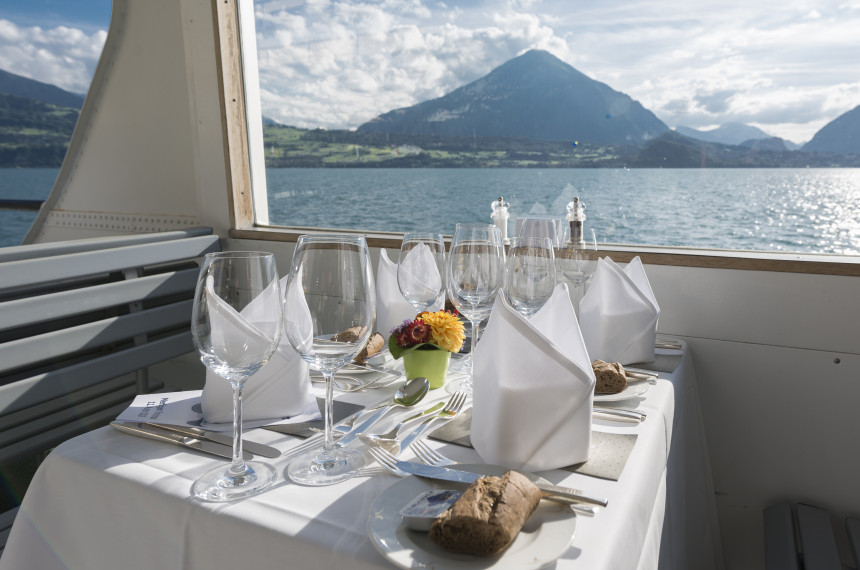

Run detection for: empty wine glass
[[505, 236, 557, 317], [558, 228, 598, 316], [397, 232, 445, 312], [283, 235, 374, 486], [446, 223, 505, 393], [190, 251, 281, 502]]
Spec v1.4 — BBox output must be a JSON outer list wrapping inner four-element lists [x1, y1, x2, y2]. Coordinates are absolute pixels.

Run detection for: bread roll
[[330, 327, 383, 364], [592, 359, 627, 394], [428, 471, 541, 556]]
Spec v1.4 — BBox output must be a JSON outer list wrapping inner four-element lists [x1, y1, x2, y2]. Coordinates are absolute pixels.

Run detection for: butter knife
[[391, 460, 609, 507], [144, 423, 281, 458], [110, 422, 251, 460]]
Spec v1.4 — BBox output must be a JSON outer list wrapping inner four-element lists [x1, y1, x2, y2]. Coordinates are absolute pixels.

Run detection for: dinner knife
[[110, 422, 251, 460], [391, 460, 609, 507], [144, 423, 281, 458]]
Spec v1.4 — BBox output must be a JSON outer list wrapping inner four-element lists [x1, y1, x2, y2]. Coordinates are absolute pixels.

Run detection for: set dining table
[[0, 341, 722, 570]]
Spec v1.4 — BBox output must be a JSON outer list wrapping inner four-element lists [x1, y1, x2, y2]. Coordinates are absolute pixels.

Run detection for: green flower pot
[[402, 346, 451, 390]]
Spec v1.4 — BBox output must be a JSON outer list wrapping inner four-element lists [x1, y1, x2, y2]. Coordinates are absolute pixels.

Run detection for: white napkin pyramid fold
[[578, 256, 660, 365], [201, 274, 317, 424], [470, 283, 594, 472], [397, 242, 443, 305], [376, 248, 442, 334]]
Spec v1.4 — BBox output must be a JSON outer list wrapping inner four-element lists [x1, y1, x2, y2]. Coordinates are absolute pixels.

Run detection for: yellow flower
[[417, 311, 465, 353]]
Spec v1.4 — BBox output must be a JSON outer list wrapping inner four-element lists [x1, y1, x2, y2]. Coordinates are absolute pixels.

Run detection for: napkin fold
[[376, 248, 442, 334], [578, 256, 660, 365], [397, 242, 443, 305], [201, 274, 317, 424], [470, 283, 595, 472]]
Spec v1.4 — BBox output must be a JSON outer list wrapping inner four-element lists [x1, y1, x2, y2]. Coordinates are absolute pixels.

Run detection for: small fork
[[395, 390, 468, 453]]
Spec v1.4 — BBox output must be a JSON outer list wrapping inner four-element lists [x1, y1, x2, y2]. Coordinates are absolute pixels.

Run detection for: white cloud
[[0, 19, 105, 94]]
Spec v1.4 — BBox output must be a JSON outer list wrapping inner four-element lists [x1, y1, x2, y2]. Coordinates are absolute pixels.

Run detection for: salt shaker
[[490, 197, 510, 243]]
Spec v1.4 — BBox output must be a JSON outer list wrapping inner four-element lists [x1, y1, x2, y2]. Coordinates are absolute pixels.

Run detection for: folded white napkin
[[470, 283, 594, 471], [376, 248, 442, 334], [397, 242, 443, 306], [578, 256, 660, 365], [201, 274, 317, 424]]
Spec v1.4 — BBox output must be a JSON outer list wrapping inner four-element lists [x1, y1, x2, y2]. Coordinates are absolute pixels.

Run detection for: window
[[242, 0, 860, 256]]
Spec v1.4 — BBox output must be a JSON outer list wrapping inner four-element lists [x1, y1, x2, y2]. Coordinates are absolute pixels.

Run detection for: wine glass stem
[[323, 371, 336, 452], [470, 319, 481, 366], [230, 382, 246, 475]]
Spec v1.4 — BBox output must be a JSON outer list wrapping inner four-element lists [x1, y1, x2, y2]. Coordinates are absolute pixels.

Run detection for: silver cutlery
[[145, 423, 281, 458], [408, 440, 599, 517], [337, 376, 430, 447], [368, 446, 608, 508], [592, 406, 646, 422], [111, 422, 250, 460], [359, 401, 445, 450], [395, 391, 468, 453]]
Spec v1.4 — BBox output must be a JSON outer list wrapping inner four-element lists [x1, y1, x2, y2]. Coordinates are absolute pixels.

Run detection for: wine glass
[[505, 236, 557, 317], [190, 251, 281, 502], [397, 232, 446, 312], [558, 228, 598, 316], [283, 235, 374, 486], [446, 223, 505, 393]]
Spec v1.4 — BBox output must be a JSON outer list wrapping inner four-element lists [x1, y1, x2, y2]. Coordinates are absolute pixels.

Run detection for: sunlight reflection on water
[[266, 168, 860, 255]]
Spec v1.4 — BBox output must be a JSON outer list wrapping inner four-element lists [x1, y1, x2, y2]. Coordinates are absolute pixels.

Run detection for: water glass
[[190, 251, 281, 501], [505, 236, 556, 317]]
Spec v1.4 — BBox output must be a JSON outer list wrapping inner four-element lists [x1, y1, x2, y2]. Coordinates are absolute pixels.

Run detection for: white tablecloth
[[1, 344, 722, 570]]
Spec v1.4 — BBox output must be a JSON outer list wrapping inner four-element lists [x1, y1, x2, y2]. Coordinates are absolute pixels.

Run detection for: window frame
[[217, 0, 860, 278]]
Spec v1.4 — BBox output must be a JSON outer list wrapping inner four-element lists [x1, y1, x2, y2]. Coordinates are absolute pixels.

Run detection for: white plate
[[367, 464, 577, 569], [594, 381, 650, 402]]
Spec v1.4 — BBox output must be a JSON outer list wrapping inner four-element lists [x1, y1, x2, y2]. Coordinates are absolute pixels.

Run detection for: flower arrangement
[[388, 310, 465, 358]]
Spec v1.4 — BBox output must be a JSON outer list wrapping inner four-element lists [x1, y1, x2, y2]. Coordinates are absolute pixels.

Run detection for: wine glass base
[[445, 375, 473, 395], [287, 446, 366, 486], [192, 461, 277, 502]]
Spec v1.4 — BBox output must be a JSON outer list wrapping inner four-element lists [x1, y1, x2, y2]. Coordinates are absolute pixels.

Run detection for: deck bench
[[765, 502, 859, 570], [0, 227, 220, 549]]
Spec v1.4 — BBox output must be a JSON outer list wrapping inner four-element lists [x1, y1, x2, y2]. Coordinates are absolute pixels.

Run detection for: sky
[[1, 0, 859, 144]]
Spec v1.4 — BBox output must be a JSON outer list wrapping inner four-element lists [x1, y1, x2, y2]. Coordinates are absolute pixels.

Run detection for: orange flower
[[417, 310, 465, 353]]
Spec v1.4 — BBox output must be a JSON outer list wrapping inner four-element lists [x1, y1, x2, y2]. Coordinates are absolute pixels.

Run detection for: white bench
[[0, 228, 220, 551]]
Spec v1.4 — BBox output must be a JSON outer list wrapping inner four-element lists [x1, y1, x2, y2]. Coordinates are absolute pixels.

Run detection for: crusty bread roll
[[428, 471, 541, 556], [592, 359, 627, 394], [329, 327, 384, 364]]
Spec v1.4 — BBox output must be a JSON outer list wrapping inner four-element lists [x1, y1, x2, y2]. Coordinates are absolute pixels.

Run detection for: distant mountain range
[[674, 122, 799, 150], [801, 105, 860, 154], [358, 50, 670, 146], [0, 69, 84, 109]]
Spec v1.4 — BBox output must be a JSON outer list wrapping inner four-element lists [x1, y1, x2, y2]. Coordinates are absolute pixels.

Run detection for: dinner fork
[[367, 446, 600, 516], [407, 440, 600, 517], [395, 391, 468, 453]]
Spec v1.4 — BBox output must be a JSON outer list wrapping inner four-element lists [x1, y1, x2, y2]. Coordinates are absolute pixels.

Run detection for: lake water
[[3, 167, 859, 255]]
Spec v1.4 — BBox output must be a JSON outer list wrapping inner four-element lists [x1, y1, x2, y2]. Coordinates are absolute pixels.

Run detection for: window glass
[[249, 1, 860, 255], [0, 1, 111, 246]]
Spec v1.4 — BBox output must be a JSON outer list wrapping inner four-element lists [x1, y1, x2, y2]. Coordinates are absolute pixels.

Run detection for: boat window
[[241, 0, 860, 257]]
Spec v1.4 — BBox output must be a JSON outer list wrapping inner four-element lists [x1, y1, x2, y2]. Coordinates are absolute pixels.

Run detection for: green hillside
[[0, 92, 78, 167]]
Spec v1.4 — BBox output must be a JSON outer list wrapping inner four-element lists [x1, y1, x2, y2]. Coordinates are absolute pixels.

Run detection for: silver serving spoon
[[336, 377, 430, 446], [359, 401, 445, 451]]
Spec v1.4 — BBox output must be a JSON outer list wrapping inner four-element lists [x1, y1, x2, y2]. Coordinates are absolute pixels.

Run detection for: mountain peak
[[357, 50, 668, 145]]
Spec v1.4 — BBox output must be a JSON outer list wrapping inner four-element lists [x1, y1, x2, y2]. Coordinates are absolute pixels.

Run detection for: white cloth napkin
[[376, 248, 441, 334], [578, 256, 660, 365], [397, 242, 443, 305], [201, 274, 317, 424], [470, 283, 595, 472]]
